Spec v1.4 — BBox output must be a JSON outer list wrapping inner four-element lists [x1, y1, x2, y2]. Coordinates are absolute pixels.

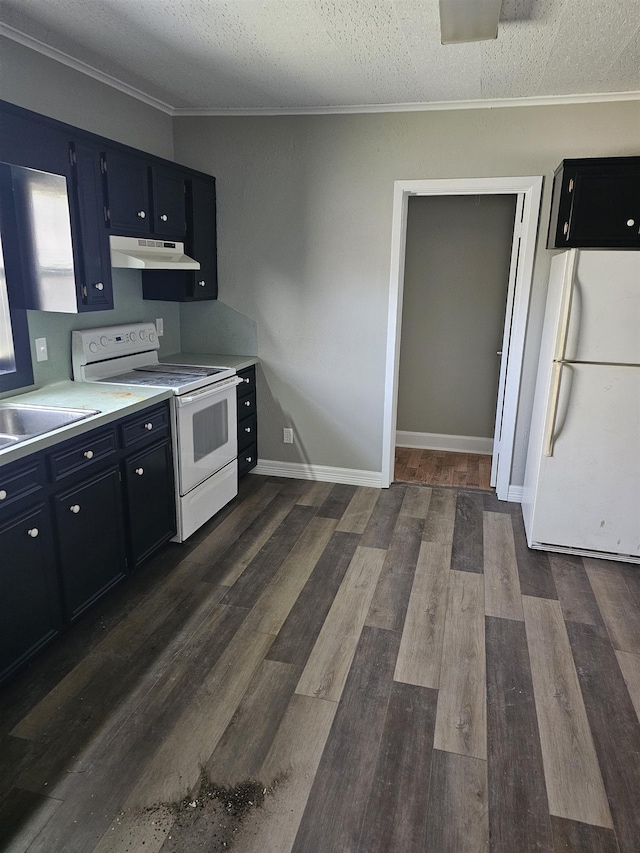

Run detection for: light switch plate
[[35, 337, 48, 362], [156, 318, 164, 337]]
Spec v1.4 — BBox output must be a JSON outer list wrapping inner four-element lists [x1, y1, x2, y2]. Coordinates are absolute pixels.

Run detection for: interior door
[[491, 192, 525, 488]]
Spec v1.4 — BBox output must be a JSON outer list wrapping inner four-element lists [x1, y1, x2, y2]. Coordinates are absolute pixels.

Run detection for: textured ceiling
[[1, 0, 639, 113]]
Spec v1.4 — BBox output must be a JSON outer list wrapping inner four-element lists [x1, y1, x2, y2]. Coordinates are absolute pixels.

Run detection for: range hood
[[110, 236, 200, 270]]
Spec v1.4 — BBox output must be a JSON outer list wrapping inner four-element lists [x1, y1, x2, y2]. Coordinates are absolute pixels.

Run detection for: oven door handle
[[176, 375, 243, 406]]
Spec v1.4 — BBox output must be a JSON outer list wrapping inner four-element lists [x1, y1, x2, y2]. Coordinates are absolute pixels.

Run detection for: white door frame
[[381, 176, 543, 499]]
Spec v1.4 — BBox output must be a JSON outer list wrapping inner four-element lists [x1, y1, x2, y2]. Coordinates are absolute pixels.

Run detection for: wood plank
[[185, 480, 282, 567], [422, 488, 456, 544], [267, 531, 359, 667], [616, 650, 640, 723], [398, 484, 432, 519], [511, 510, 557, 599], [295, 546, 386, 702], [433, 570, 486, 759], [0, 789, 63, 853], [584, 558, 640, 653], [393, 541, 450, 688], [335, 486, 380, 534], [296, 480, 333, 507], [244, 517, 337, 636], [236, 694, 337, 853], [291, 626, 401, 853], [124, 623, 274, 807], [206, 492, 303, 586], [316, 483, 358, 519], [423, 750, 488, 853], [357, 682, 437, 853], [205, 659, 301, 787], [451, 490, 484, 574], [550, 553, 605, 626], [486, 616, 553, 853], [566, 619, 640, 853], [365, 515, 423, 632], [360, 484, 407, 549], [483, 510, 524, 621], [551, 816, 620, 853], [522, 596, 613, 828], [220, 505, 317, 609]]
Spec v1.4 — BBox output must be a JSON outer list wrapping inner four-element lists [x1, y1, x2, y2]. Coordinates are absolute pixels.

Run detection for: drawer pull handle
[[137, 210, 146, 219], [627, 218, 635, 227], [70, 504, 81, 514], [246, 456, 253, 463], [244, 377, 250, 383], [244, 427, 251, 433], [0, 489, 6, 500], [27, 527, 39, 538], [198, 280, 206, 287], [84, 450, 94, 459], [160, 214, 168, 222], [135, 467, 144, 476], [144, 422, 153, 430], [94, 282, 104, 291], [244, 400, 251, 407]]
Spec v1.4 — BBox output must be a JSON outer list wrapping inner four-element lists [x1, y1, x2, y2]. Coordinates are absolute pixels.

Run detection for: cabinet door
[[187, 177, 218, 299], [54, 466, 126, 621], [151, 165, 186, 237], [124, 440, 176, 566], [103, 149, 151, 234], [0, 505, 62, 685], [69, 140, 113, 309], [569, 171, 640, 246]]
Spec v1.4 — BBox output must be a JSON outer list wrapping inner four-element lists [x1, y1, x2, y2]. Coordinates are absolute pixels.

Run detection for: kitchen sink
[[0, 403, 101, 447]]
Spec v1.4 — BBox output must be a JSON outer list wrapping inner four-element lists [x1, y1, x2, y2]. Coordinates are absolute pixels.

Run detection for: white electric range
[[72, 322, 243, 541]]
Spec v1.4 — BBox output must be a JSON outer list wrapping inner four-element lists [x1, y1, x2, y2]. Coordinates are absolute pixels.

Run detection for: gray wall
[[173, 102, 640, 482], [397, 194, 516, 439]]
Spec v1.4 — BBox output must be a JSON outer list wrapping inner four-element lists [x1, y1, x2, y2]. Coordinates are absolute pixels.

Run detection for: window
[[0, 164, 34, 393]]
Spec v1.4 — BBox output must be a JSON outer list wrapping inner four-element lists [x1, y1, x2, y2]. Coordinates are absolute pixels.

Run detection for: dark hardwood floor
[[1, 475, 639, 852], [395, 447, 493, 490]]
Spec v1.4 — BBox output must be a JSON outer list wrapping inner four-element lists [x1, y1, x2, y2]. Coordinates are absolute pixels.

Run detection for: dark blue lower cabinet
[[53, 465, 127, 622], [0, 504, 63, 684], [124, 440, 176, 567]]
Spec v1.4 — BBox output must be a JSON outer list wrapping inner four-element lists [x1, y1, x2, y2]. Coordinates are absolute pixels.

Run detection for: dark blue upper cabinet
[[103, 153, 187, 239], [102, 148, 151, 235], [151, 164, 186, 237]]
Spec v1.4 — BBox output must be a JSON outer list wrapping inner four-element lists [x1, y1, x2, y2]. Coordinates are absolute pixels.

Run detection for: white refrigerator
[[522, 249, 640, 564]]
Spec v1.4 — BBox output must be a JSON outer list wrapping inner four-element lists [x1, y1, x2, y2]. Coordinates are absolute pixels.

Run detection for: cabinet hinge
[[82, 285, 88, 299], [568, 178, 574, 192], [100, 157, 107, 174], [103, 206, 110, 224], [69, 147, 77, 166]]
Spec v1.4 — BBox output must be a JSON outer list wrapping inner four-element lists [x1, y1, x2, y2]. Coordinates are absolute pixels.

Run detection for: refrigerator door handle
[[544, 360, 564, 457]]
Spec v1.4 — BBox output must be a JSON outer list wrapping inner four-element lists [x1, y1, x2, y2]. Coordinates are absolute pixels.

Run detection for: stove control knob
[[130, 331, 137, 342], [100, 336, 108, 347], [139, 329, 147, 340], [149, 332, 157, 343], [89, 342, 98, 354]]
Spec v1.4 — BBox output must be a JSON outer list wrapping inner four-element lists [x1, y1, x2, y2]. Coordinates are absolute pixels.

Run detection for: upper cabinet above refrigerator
[[548, 157, 640, 249]]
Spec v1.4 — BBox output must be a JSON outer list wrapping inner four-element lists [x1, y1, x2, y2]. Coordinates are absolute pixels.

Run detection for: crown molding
[[3, 23, 639, 118], [0, 24, 174, 115]]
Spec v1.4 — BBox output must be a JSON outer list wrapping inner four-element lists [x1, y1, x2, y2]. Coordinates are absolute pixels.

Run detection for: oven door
[[174, 376, 242, 495]]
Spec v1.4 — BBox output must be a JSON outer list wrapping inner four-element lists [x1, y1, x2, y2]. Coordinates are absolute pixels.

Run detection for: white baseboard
[[507, 485, 523, 503], [396, 430, 493, 455], [251, 459, 383, 488]]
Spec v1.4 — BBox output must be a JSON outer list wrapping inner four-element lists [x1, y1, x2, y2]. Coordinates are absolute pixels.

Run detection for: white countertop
[[160, 352, 258, 371], [0, 381, 172, 467]]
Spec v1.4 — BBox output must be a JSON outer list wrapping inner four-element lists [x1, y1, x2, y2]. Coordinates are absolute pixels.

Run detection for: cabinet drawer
[[120, 403, 170, 448], [236, 365, 256, 398], [49, 429, 116, 482], [237, 392, 256, 419], [0, 456, 44, 514], [238, 443, 257, 476], [238, 413, 257, 451]]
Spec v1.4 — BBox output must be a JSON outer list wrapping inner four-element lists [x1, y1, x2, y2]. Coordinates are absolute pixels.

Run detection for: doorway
[[381, 176, 543, 500]]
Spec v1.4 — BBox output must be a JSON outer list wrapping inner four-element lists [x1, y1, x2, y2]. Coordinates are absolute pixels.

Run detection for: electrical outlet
[[283, 428, 294, 444], [156, 318, 164, 337], [35, 337, 48, 362]]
